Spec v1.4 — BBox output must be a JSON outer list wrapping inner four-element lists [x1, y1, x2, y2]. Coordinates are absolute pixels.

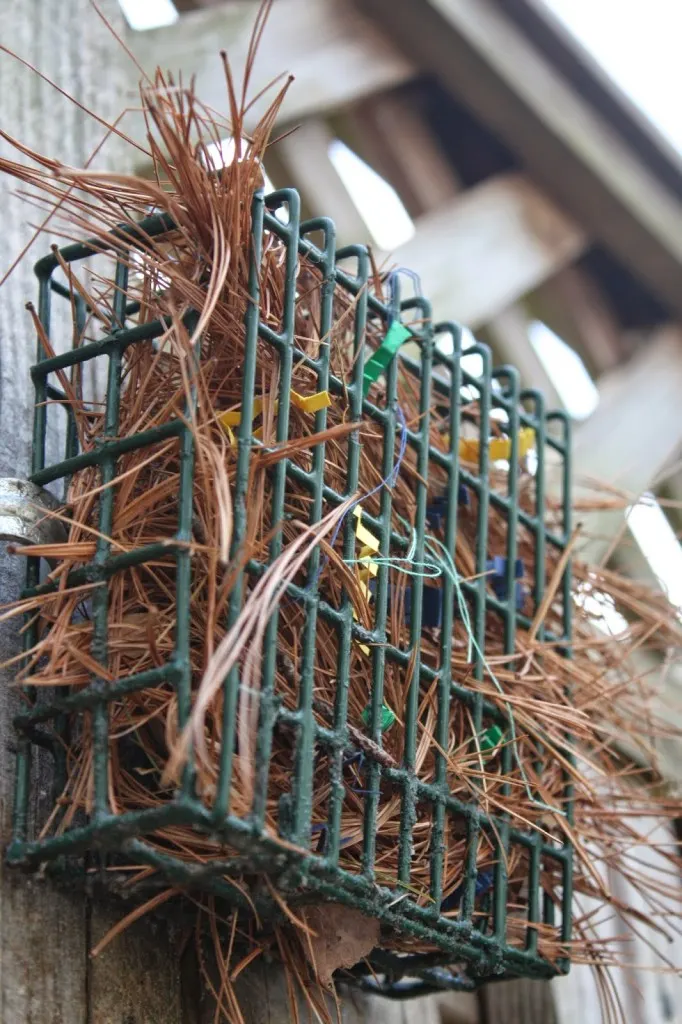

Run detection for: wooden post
[[0, 4, 186, 1020], [570, 325, 682, 565]]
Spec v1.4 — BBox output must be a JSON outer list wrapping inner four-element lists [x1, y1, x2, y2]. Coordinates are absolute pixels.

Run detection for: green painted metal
[[7, 188, 574, 995]]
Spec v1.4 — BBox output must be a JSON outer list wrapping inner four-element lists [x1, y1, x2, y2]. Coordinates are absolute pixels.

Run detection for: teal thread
[[425, 535, 564, 819], [343, 515, 563, 817], [344, 556, 441, 579]]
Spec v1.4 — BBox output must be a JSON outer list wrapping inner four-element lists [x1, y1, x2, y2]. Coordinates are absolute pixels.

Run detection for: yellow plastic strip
[[353, 506, 380, 554], [352, 506, 379, 654], [218, 396, 265, 429], [219, 390, 330, 432], [458, 427, 535, 464], [290, 390, 331, 414], [219, 390, 331, 449], [358, 559, 378, 580]]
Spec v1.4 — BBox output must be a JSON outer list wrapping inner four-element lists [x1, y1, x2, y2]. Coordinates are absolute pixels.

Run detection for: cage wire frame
[[7, 187, 574, 995]]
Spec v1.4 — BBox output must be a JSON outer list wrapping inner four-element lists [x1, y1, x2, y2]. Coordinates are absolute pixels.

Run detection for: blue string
[[383, 267, 422, 333], [342, 749, 371, 795], [310, 823, 354, 850], [386, 267, 423, 303]]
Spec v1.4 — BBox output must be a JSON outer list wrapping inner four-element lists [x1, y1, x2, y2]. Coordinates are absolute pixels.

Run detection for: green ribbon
[[479, 724, 504, 759], [363, 321, 412, 397], [361, 702, 396, 732]]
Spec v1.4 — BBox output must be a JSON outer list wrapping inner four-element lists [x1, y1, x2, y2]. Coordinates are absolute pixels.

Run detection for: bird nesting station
[[6, 183, 576, 996]]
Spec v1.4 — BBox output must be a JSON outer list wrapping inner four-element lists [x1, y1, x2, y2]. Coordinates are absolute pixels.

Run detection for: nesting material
[[1, 6, 681, 1021]]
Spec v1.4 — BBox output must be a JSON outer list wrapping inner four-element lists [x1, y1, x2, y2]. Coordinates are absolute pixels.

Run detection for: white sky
[[118, 0, 177, 31], [543, 0, 682, 153]]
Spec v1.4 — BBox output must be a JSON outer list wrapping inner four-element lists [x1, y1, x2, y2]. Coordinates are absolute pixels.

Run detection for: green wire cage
[[7, 188, 573, 997]]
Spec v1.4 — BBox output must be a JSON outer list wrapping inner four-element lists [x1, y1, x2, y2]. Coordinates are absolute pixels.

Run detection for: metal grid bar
[[214, 194, 266, 821], [429, 322, 463, 913]]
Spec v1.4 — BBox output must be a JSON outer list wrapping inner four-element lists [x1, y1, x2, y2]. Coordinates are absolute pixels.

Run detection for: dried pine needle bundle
[[1, 5, 680, 1021]]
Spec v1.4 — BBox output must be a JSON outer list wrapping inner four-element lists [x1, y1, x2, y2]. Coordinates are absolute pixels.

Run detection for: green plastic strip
[[480, 724, 504, 756], [362, 702, 396, 732], [363, 321, 412, 396]]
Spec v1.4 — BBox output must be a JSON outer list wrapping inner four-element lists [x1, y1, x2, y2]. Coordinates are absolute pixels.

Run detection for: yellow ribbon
[[219, 390, 332, 445], [352, 506, 380, 655], [457, 427, 535, 464], [289, 390, 332, 414]]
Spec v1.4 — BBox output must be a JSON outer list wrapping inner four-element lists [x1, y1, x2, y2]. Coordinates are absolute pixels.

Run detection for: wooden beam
[[342, 96, 570, 423], [276, 119, 370, 246], [344, 89, 461, 219], [564, 333, 682, 791], [485, 305, 563, 410], [610, 535, 682, 787], [174, 0, 222, 9], [126, 0, 414, 146], [359, 0, 682, 320], [481, 979, 557, 1024], [503, 0, 682, 194], [530, 267, 624, 377], [544, 325, 682, 788], [377, 173, 586, 329], [571, 326, 682, 565]]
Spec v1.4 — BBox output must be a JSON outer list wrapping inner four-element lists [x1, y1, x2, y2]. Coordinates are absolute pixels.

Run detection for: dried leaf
[[302, 905, 379, 987]]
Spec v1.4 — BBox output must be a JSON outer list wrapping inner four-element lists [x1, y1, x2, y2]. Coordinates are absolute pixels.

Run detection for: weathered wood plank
[[0, 2, 104, 1018], [360, 0, 682, 320], [571, 325, 682, 565], [437, 989, 480, 1023], [0, 869, 89, 1023], [378, 173, 586, 329], [89, 906, 184, 1024], [277, 119, 371, 246], [345, 88, 461, 219], [126, 0, 414, 147], [529, 267, 623, 377], [549, 321, 682, 783], [174, 0, 222, 9], [185, 945, 415, 1024], [480, 979, 556, 1024], [0, 3, 186, 1021]]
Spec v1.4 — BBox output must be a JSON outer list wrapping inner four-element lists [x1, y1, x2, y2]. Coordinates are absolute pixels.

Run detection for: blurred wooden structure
[[131, 0, 682, 570], [1, 0, 681, 1021]]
